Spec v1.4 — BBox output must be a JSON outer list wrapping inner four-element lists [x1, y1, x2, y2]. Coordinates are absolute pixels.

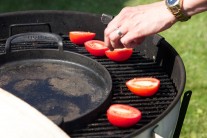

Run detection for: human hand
[[104, 1, 177, 50]]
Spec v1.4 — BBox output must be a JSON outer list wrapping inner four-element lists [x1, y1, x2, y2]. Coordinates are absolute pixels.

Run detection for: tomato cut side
[[126, 77, 160, 97], [69, 31, 96, 45], [107, 104, 142, 128], [105, 48, 133, 62], [84, 40, 109, 56]]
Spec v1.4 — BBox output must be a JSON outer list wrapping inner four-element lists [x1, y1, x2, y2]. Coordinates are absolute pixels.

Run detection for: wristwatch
[[165, 0, 190, 22]]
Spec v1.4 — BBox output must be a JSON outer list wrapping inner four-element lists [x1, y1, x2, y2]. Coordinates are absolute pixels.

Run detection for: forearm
[[183, 0, 207, 16], [104, 0, 207, 49]]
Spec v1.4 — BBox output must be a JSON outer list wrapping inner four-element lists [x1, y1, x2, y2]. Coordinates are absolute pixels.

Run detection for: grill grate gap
[[62, 40, 178, 137], [0, 38, 178, 138]]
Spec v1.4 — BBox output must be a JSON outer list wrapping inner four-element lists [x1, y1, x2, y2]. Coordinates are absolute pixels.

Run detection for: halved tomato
[[126, 77, 160, 97], [84, 40, 109, 56], [69, 31, 96, 45], [105, 48, 133, 62], [107, 104, 142, 128]]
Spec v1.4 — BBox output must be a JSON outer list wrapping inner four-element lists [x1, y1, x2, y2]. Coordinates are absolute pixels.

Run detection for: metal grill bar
[[0, 38, 177, 138], [61, 40, 177, 137]]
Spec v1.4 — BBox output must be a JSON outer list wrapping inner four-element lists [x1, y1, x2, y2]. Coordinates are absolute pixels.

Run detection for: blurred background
[[0, 0, 207, 137]]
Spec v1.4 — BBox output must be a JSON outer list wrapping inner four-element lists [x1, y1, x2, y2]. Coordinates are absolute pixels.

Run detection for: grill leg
[[173, 91, 192, 138]]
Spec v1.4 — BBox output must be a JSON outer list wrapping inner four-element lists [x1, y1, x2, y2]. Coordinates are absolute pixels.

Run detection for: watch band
[[165, 0, 191, 22]]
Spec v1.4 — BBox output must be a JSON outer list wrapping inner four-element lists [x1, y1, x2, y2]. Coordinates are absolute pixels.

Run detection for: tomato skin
[[107, 104, 142, 128], [105, 48, 133, 62], [84, 40, 109, 56], [126, 77, 160, 97], [69, 31, 96, 44]]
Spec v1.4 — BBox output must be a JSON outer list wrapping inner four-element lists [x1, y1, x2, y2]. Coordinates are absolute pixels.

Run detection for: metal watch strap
[[166, 0, 191, 22]]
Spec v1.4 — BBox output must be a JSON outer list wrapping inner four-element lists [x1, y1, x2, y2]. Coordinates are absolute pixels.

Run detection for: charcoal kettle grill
[[0, 11, 191, 138]]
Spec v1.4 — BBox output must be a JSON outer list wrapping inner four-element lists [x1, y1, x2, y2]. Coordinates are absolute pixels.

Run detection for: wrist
[[165, 0, 191, 22]]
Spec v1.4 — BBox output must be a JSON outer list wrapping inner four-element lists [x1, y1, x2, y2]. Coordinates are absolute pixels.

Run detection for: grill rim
[[0, 10, 186, 137]]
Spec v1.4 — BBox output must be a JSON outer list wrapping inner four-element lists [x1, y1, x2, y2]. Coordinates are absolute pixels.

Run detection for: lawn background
[[0, 0, 207, 138]]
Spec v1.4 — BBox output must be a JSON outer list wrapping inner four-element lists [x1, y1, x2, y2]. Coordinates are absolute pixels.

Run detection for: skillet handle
[[5, 32, 63, 54], [9, 23, 52, 36]]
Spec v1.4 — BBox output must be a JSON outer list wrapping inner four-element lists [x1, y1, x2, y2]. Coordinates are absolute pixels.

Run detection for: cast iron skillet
[[0, 32, 112, 131]]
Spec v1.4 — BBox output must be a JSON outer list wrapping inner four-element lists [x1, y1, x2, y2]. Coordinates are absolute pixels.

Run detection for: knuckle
[[104, 28, 110, 36], [109, 34, 116, 42], [120, 38, 129, 47], [121, 7, 131, 13]]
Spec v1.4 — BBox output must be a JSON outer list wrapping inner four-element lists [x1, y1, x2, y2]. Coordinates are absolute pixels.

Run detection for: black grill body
[[0, 11, 186, 138]]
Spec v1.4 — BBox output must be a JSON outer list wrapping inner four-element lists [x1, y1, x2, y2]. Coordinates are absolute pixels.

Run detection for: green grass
[[157, 5, 207, 137], [0, 0, 207, 137], [160, 13, 207, 138]]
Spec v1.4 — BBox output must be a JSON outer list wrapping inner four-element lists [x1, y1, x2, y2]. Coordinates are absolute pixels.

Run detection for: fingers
[[104, 35, 114, 51], [104, 7, 146, 49], [105, 25, 145, 49], [120, 31, 145, 48], [104, 27, 126, 50], [104, 9, 129, 50], [104, 12, 144, 49]]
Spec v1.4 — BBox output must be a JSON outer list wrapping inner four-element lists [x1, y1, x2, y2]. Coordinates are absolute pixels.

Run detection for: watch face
[[167, 0, 177, 5]]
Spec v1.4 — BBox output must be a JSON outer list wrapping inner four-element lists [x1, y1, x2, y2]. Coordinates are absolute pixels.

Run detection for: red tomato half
[[126, 77, 160, 97], [107, 104, 142, 128], [84, 40, 109, 56], [105, 48, 133, 62], [69, 31, 96, 44]]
